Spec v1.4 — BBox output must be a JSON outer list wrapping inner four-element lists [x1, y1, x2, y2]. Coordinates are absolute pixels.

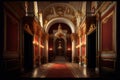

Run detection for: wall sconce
[[49, 48, 53, 51], [67, 48, 71, 51], [83, 42, 86, 45], [33, 41, 35, 44], [33, 40, 38, 45], [33, 40, 44, 48], [38, 44, 44, 48], [76, 44, 81, 48]]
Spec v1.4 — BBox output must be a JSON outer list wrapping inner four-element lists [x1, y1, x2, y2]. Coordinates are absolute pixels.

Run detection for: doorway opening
[[87, 30, 96, 69], [23, 31, 33, 72], [55, 38, 65, 56]]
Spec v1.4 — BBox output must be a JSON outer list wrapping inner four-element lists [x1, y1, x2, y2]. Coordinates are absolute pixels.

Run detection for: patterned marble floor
[[21, 56, 100, 78]]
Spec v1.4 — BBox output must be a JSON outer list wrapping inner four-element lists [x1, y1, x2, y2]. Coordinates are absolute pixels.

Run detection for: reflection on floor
[[21, 56, 100, 78]]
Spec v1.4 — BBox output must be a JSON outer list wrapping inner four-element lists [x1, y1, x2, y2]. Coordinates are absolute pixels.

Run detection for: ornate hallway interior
[[0, 1, 120, 79]]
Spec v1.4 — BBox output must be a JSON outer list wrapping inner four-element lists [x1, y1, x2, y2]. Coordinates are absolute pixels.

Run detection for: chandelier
[[55, 24, 65, 38]]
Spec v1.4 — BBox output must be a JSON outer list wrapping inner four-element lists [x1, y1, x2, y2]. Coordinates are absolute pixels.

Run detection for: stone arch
[[45, 17, 75, 33]]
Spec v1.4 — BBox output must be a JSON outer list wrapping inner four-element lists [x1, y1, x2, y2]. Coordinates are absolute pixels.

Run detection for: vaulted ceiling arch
[[42, 3, 78, 30], [45, 17, 75, 33]]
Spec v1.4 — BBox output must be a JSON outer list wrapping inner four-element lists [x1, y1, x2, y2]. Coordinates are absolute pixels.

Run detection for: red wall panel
[[81, 35, 85, 43], [6, 12, 19, 51], [35, 45, 39, 56], [100, 5, 116, 71], [81, 46, 85, 56], [102, 13, 113, 51]]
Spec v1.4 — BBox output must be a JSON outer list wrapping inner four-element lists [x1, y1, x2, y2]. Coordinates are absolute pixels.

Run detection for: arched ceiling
[[37, 1, 86, 28], [42, 3, 78, 27], [45, 17, 75, 33], [26, 1, 87, 34]]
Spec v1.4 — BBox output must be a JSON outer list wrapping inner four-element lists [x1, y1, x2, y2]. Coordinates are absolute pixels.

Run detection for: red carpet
[[46, 63, 74, 78]]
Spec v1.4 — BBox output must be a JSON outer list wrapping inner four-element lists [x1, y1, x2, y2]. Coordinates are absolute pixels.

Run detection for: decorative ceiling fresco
[[37, 1, 85, 28], [42, 3, 77, 27]]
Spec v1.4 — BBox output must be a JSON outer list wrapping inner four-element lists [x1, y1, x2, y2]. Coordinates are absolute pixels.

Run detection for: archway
[[48, 23, 71, 62], [45, 18, 76, 63], [45, 17, 75, 33]]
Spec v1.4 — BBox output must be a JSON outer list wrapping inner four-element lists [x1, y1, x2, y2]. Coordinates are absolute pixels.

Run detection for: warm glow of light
[[39, 13, 43, 27], [76, 44, 80, 48], [33, 69, 38, 77], [83, 68, 87, 77], [25, 1, 28, 16], [33, 40, 38, 45], [67, 48, 71, 51], [55, 24, 65, 38], [49, 48, 53, 51], [83, 22, 86, 27], [34, 1, 38, 17], [82, 42, 86, 45], [39, 44, 44, 48], [33, 40, 44, 48]]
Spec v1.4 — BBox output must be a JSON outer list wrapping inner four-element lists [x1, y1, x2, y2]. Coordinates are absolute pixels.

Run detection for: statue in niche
[[58, 24, 62, 33], [58, 42, 62, 49], [58, 41, 62, 55]]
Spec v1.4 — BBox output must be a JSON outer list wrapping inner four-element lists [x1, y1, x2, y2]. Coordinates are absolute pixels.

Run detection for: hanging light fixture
[[54, 24, 65, 38]]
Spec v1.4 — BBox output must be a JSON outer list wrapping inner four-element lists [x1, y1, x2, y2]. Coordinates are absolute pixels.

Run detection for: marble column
[[38, 37, 41, 65], [45, 33, 49, 63], [71, 33, 76, 63]]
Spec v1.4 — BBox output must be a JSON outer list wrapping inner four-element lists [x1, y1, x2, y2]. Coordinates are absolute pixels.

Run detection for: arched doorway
[[45, 18, 76, 63], [48, 23, 73, 62]]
